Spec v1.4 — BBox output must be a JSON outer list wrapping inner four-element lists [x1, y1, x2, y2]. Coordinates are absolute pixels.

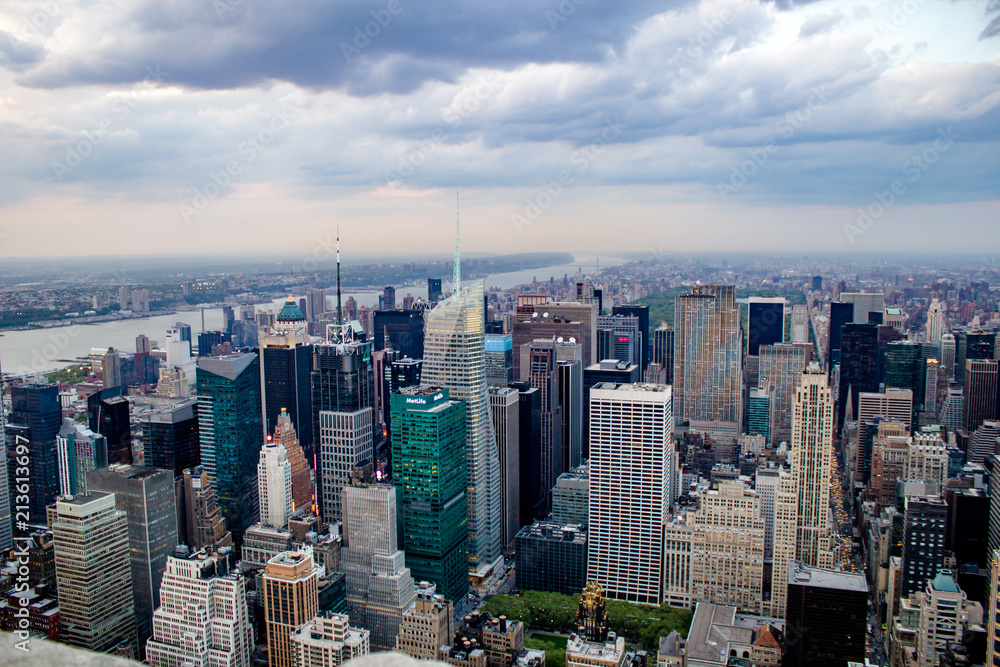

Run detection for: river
[[0, 254, 621, 376]]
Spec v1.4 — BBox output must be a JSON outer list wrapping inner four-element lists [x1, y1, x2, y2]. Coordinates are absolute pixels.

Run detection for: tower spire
[[336, 225, 343, 325], [453, 191, 461, 292]]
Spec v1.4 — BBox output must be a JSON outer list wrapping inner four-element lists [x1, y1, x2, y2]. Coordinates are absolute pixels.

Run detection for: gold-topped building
[[576, 582, 610, 642]]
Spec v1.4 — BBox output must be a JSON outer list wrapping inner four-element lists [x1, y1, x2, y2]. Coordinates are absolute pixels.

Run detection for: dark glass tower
[[747, 299, 785, 356], [196, 353, 262, 548], [87, 387, 132, 465], [142, 397, 199, 475], [901, 496, 947, 596], [391, 387, 468, 603], [837, 323, 879, 432], [612, 305, 650, 371], [373, 309, 425, 360], [784, 561, 867, 667], [827, 301, 855, 370], [7, 384, 61, 525], [511, 381, 543, 525], [427, 278, 443, 305]]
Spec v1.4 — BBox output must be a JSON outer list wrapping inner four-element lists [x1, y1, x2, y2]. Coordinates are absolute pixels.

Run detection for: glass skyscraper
[[421, 279, 503, 571], [391, 387, 468, 603]]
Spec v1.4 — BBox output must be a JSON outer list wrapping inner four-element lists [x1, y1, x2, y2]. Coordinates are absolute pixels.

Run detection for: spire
[[336, 225, 343, 325], [453, 191, 461, 292]]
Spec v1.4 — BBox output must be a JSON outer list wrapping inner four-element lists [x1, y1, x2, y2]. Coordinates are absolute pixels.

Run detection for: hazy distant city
[[1, 2, 999, 667]]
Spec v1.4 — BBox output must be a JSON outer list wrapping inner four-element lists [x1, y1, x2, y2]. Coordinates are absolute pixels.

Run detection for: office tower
[[940, 386, 965, 430], [7, 384, 61, 524], [56, 419, 107, 496], [396, 583, 453, 660], [555, 339, 583, 471], [746, 387, 771, 441], [489, 386, 520, 549], [588, 383, 671, 604], [271, 408, 313, 513], [516, 297, 599, 366], [841, 291, 885, 324], [485, 333, 514, 387], [142, 398, 199, 475], [119, 285, 130, 308], [783, 561, 867, 667], [790, 305, 809, 344], [428, 277, 443, 305], [146, 547, 253, 667], [970, 421, 1000, 466], [290, 611, 371, 666], [964, 360, 999, 433], [652, 324, 674, 384], [520, 339, 564, 514], [510, 381, 544, 525], [312, 320, 375, 525], [552, 464, 589, 526], [198, 330, 225, 356], [512, 315, 587, 383], [392, 387, 469, 602], [182, 465, 233, 550], [673, 284, 743, 424], [967, 331, 997, 361], [941, 333, 957, 379], [690, 481, 765, 613], [86, 387, 132, 465], [758, 343, 810, 445], [53, 491, 137, 656], [582, 359, 641, 455], [342, 472, 416, 650], [596, 314, 641, 369], [887, 340, 924, 413], [755, 469, 779, 559], [791, 365, 834, 565], [906, 432, 948, 486], [259, 439, 293, 528], [945, 487, 989, 574], [989, 552, 1000, 667], [812, 275, 823, 290], [747, 297, 785, 356], [102, 346, 123, 389], [263, 550, 322, 667], [925, 299, 947, 343], [422, 278, 503, 571], [87, 464, 179, 657], [514, 521, 587, 595], [373, 308, 425, 360], [924, 358, 941, 416], [827, 301, 854, 370], [837, 323, 879, 431], [856, 389, 914, 483], [196, 353, 262, 546], [260, 297, 314, 461], [913, 571, 983, 667], [902, 496, 948, 596], [306, 288, 327, 322], [612, 304, 650, 370], [869, 420, 910, 507], [381, 285, 396, 310]]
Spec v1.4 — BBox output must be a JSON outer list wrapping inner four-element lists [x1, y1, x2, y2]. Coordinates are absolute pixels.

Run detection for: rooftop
[[787, 561, 868, 592]]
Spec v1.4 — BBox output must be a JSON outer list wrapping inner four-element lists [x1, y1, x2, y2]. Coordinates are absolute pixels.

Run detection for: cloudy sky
[[1, 0, 997, 260]]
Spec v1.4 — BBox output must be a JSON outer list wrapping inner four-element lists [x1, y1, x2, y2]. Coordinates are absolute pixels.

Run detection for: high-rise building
[[924, 358, 941, 417], [392, 387, 469, 603], [102, 346, 123, 388], [53, 491, 137, 656], [827, 301, 854, 370], [970, 421, 1000, 466], [555, 340, 584, 472], [582, 360, 641, 456], [515, 297, 599, 367], [382, 286, 396, 311], [259, 439, 293, 528], [841, 292, 885, 324], [6, 384, 61, 525], [673, 285, 743, 424], [612, 304, 650, 371], [512, 316, 587, 384], [488, 386, 520, 550], [837, 323, 879, 431], [988, 551, 1000, 667], [690, 481, 765, 613], [514, 521, 587, 596], [87, 464, 179, 657], [783, 561, 867, 667], [422, 278, 503, 572], [373, 309, 425, 360], [306, 288, 328, 322], [396, 582, 453, 661], [146, 546, 253, 667], [290, 611, 371, 667], [755, 469, 779, 560], [905, 432, 948, 490], [271, 408, 313, 514], [597, 314, 641, 369], [913, 570, 982, 667], [263, 550, 322, 667], [312, 321, 375, 525], [342, 471, 417, 650], [428, 278, 443, 305], [196, 353, 262, 546], [485, 333, 515, 387], [181, 465, 233, 550], [856, 389, 914, 483], [511, 381, 544, 525], [588, 383, 672, 604], [868, 420, 911, 506], [652, 324, 674, 385], [964, 360, 999, 433], [259, 297, 314, 461], [87, 387, 132, 465], [790, 305, 809, 344], [56, 418, 107, 496], [142, 397, 199, 475], [746, 387, 771, 441], [747, 297, 785, 356], [925, 299, 947, 343], [520, 338, 563, 514], [902, 496, 948, 596]]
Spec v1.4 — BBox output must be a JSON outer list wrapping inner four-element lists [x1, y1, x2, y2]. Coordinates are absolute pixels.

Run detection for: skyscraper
[[827, 301, 854, 370], [271, 408, 313, 514], [485, 333, 515, 387], [964, 360, 999, 433], [790, 305, 809, 344], [672, 285, 743, 425], [837, 323, 879, 431], [925, 298, 947, 342], [392, 387, 469, 603], [56, 418, 107, 496], [783, 561, 867, 667], [428, 277, 443, 305], [382, 285, 396, 310], [306, 288, 328, 322], [596, 314, 641, 368], [841, 292, 885, 324], [758, 343, 810, 445], [901, 496, 948, 596], [612, 304, 650, 371], [87, 464, 179, 657], [747, 297, 785, 356], [520, 338, 563, 515], [53, 491, 137, 656], [342, 470, 417, 650], [422, 278, 503, 572], [259, 297, 314, 461], [652, 324, 674, 384], [373, 308, 425, 360], [142, 397, 199, 475], [146, 547, 254, 667], [197, 353, 262, 546], [6, 384, 61, 525], [259, 438, 293, 528], [488, 386, 521, 550], [181, 465, 233, 550], [262, 550, 322, 667], [87, 387, 132, 465], [555, 339, 584, 472], [588, 383, 672, 604], [396, 583, 453, 661]]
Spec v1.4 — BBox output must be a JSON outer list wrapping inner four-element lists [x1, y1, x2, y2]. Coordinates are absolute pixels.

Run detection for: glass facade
[[514, 521, 587, 596], [261, 344, 313, 460]]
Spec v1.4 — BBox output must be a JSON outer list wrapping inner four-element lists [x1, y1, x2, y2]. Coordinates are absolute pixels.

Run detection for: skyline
[[0, 0, 997, 258]]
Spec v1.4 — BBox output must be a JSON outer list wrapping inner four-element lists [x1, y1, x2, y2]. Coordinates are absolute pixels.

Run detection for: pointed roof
[[277, 296, 305, 322]]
